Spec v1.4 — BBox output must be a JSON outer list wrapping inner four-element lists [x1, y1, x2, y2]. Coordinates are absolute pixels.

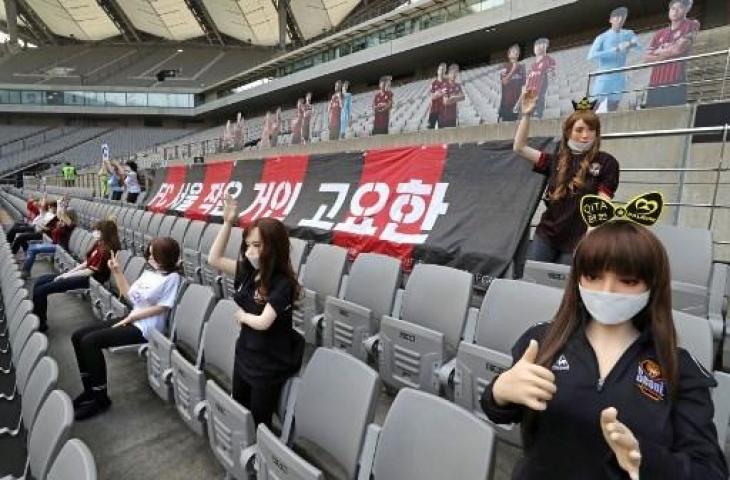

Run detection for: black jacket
[[481, 322, 728, 480]]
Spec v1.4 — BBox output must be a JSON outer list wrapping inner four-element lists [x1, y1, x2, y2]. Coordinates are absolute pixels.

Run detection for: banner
[[146, 140, 552, 284]]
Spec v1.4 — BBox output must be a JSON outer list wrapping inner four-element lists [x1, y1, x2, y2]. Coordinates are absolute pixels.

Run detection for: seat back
[[157, 215, 177, 239], [652, 224, 712, 287], [345, 253, 401, 320], [115, 249, 133, 272], [28, 390, 74, 480], [476, 279, 563, 351], [372, 389, 495, 480], [16, 333, 48, 395], [173, 284, 217, 358], [301, 244, 347, 297], [78, 233, 95, 259], [145, 213, 165, 242], [522, 260, 571, 290], [202, 300, 241, 389], [123, 257, 147, 287], [221, 226, 243, 297], [11, 314, 39, 365], [170, 218, 191, 249], [401, 264, 472, 351], [199, 224, 221, 285], [295, 349, 380, 479], [22, 356, 58, 433], [47, 439, 97, 480], [290, 237, 307, 275], [673, 310, 713, 370]]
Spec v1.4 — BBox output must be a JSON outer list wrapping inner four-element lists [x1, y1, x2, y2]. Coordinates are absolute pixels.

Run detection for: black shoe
[[73, 391, 94, 408], [74, 395, 111, 421]]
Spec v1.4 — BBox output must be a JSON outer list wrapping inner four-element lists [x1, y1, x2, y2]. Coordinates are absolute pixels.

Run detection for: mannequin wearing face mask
[[32, 220, 120, 332], [481, 221, 727, 480], [207, 195, 304, 429], [513, 93, 620, 265]]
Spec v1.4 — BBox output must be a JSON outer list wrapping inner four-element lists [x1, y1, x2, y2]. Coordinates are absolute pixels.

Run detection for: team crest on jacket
[[551, 354, 570, 371], [635, 359, 666, 401], [589, 162, 601, 177]]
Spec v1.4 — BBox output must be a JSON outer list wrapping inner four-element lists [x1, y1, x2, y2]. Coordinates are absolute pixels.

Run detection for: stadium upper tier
[[0, 45, 274, 89]]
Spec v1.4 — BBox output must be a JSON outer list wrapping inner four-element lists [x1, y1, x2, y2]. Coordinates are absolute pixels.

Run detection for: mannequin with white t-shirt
[[70, 237, 181, 421]]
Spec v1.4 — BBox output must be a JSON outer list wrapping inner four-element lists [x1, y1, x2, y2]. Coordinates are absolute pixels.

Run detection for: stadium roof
[[0, 0, 361, 46]]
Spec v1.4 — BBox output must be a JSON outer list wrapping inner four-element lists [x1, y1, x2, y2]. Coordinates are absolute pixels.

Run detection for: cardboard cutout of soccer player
[[291, 98, 304, 145], [428, 63, 448, 129], [372, 76, 393, 135], [588, 7, 641, 112], [233, 112, 245, 149], [260, 111, 272, 149], [440, 64, 465, 128], [270, 107, 282, 147], [340, 81, 352, 139], [499, 44, 526, 122], [328, 80, 343, 141], [526, 38, 557, 118], [643, 0, 700, 108], [302, 92, 312, 144]]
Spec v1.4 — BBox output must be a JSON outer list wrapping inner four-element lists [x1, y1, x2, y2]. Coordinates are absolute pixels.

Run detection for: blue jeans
[[22, 243, 56, 272], [33, 273, 91, 328], [528, 234, 573, 265]]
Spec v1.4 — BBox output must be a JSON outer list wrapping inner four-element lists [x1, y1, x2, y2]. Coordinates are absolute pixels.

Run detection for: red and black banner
[[146, 140, 552, 283]]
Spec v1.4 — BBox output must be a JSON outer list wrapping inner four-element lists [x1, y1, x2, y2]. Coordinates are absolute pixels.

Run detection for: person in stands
[[124, 161, 141, 204], [340, 80, 352, 139], [440, 63, 465, 128], [103, 159, 124, 201], [372, 76, 393, 135], [525, 37, 556, 118], [11, 199, 58, 255], [513, 93, 619, 264], [499, 44, 527, 122], [481, 215, 728, 480], [32, 220, 119, 332], [208, 195, 304, 428], [301, 92, 313, 144], [20, 208, 77, 278], [291, 98, 304, 145], [427, 63, 448, 129], [71, 237, 182, 420], [6, 195, 41, 243], [328, 80, 343, 141]]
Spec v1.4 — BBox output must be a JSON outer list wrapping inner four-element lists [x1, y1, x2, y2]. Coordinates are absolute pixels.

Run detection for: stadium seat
[[0, 332, 47, 403], [46, 439, 97, 480], [108, 256, 147, 321], [322, 253, 401, 362], [218, 226, 243, 299], [453, 279, 563, 444], [255, 348, 381, 479], [198, 224, 221, 288], [1, 390, 74, 480], [89, 249, 132, 320], [356, 388, 496, 480], [378, 264, 473, 395], [521, 260, 571, 289], [181, 220, 207, 284], [293, 244, 348, 345], [145, 284, 216, 403], [0, 356, 57, 438], [157, 215, 177, 239], [134, 211, 155, 255], [170, 218, 191, 259], [171, 299, 239, 436], [123, 210, 145, 253], [0, 314, 39, 372], [290, 237, 308, 277]]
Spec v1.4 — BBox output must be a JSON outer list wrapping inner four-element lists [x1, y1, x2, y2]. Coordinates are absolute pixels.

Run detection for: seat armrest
[[356, 424, 382, 480]]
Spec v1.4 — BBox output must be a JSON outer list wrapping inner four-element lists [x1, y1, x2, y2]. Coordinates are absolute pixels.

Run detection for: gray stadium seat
[[170, 217, 191, 253], [255, 348, 381, 479], [157, 215, 177, 239], [143, 213, 165, 247], [652, 224, 728, 339], [123, 209, 144, 252], [146, 284, 216, 403], [522, 260, 571, 289], [171, 299, 239, 436], [293, 244, 348, 345], [357, 388, 496, 480], [47, 439, 97, 480], [0, 356, 57, 437], [673, 310, 730, 451], [0, 332, 47, 401], [378, 264, 472, 395], [89, 249, 132, 320], [219, 226, 243, 299], [454, 279, 563, 445], [134, 211, 154, 256], [1, 314, 39, 372], [198, 223, 221, 287], [108, 256, 147, 321], [322, 253, 401, 362], [290, 237, 307, 276], [13, 390, 74, 480], [182, 220, 207, 284]]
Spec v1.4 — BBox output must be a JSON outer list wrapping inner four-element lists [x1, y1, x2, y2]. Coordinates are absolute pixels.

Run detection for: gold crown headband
[[580, 191, 664, 228], [572, 96, 598, 111]]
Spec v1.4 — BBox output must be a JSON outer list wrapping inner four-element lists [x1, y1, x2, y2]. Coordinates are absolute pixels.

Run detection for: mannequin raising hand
[[492, 340, 557, 411]]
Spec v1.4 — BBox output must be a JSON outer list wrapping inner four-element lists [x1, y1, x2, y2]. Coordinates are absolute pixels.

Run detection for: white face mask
[[246, 252, 260, 270], [91, 230, 101, 240], [567, 138, 594, 154], [579, 285, 650, 325]]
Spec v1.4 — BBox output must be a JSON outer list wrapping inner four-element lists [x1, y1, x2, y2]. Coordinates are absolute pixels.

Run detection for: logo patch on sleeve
[[635, 359, 666, 401]]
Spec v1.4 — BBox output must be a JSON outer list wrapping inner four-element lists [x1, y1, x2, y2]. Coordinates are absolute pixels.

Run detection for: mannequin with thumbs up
[[481, 221, 727, 480]]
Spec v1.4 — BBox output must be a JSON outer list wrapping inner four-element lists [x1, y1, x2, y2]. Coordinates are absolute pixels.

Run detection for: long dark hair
[[536, 221, 679, 395], [551, 110, 602, 201], [240, 218, 301, 303], [146, 237, 181, 275], [92, 220, 121, 254]]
